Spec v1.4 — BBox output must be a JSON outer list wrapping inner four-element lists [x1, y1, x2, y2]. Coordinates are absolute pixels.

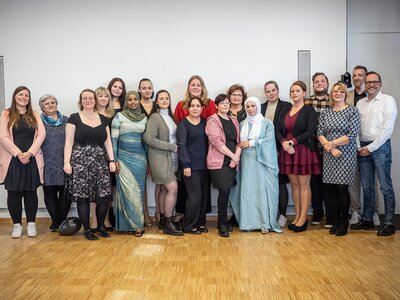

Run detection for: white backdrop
[[0, 0, 347, 216]]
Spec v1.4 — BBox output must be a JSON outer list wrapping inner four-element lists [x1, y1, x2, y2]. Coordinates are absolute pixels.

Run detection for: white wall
[[347, 0, 400, 213], [0, 0, 347, 216]]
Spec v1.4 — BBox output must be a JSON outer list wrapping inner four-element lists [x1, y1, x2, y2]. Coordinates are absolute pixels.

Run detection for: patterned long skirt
[[65, 144, 112, 204]]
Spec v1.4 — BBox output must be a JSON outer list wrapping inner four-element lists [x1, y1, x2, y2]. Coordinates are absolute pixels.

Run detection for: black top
[[354, 91, 367, 106], [228, 106, 247, 123], [176, 118, 208, 171], [219, 115, 237, 165], [140, 102, 154, 118], [13, 117, 35, 151], [275, 105, 318, 151], [67, 113, 108, 146]]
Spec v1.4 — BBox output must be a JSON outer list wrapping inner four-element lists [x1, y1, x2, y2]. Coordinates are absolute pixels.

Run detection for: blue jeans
[[358, 140, 396, 225]]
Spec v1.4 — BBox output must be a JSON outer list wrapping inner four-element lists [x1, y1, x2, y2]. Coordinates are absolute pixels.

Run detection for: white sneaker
[[373, 213, 381, 227], [349, 212, 361, 225], [12, 223, 22, 239], [278, 215, 287, 227], [27, 222, 37, 237]]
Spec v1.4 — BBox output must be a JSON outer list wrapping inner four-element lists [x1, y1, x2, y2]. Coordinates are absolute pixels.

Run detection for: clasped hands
[[323, 141, 343, 158], [17, 151, 32, 164], [281, 140, 295, 155]]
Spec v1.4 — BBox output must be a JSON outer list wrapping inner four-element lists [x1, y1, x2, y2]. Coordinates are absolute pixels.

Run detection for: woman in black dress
[[64, 89, 116, 240], [205, 94, 241, 238], [0, 86, 45, 238]]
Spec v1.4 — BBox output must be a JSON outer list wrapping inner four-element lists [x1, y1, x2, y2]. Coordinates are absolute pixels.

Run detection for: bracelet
[[64, 162, 70, 165], [109, 160, 115, 163]]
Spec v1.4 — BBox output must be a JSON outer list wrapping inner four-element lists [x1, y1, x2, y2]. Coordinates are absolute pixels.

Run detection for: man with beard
[[304, 72, 333, 228], [348, 66, 381, 227], [351, 71, 397, 236]]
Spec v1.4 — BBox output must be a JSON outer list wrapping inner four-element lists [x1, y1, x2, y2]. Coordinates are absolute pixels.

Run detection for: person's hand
[[323, 141, 334, 152], [115, 162, 121, 174], [146, 165, 151, 176], [174, 145, 178, 153], [239, 141, 250, 149], [357, 146, 370, 157], [282, 140, 291, 151], [17, 152, 31, 164], [63, 162, 72, 174], [331, 148, 343, 158], [183, 168, 191, 177], [287, 147, 295, 155], [229, 159, 237, 168], [109, 161, 116, 172]]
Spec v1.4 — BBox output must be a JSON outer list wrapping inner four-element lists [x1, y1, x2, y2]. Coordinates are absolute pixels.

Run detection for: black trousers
[[182, 170, 210, 230], [217, 187, 231, 226], [7, 190, 38, 224], [324, 183, 350, 224], [43, 185, 71, 226], [310, 173, 333, 220]]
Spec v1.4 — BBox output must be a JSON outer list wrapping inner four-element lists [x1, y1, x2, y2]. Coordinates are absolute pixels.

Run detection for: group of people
[[0, 68, 397, 240]]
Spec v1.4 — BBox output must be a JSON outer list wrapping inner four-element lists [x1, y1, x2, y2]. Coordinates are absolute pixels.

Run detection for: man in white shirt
[[348, 66, 380, 226], [351, 71, 397, 236]]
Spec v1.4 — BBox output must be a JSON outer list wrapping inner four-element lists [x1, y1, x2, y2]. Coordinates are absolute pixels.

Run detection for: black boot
[[329, 221, 340, 235], [158, 213, 165, 230], [163, 217, 184, 236], [336, 220, 349, 236]]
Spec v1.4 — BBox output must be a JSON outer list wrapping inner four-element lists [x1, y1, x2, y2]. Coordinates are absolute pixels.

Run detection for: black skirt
[[4, 156, 40, 192], [65, 144, 112, 204]]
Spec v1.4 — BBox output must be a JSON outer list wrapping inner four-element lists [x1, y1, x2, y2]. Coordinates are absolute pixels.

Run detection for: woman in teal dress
[[111, 90, 147, 237], [230, 97, 282, 234]]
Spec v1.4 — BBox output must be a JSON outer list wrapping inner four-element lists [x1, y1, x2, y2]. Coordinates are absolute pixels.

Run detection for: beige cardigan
[[144, 112, 177, 185], [0, 110, 46, 184]]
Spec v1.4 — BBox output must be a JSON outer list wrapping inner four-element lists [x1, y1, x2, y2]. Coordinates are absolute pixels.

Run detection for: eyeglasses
[[231, 93, 243, 98], [365, 81, 381, 86], [218, 101, 230, 106]]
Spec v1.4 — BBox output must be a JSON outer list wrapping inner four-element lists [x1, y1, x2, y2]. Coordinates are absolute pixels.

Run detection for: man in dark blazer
[[261, 80, 292, 227]]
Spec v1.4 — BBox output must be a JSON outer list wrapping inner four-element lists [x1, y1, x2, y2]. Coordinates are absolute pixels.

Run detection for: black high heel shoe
[[83, 229, 98, 240], [95, 227, 111, 238], [288, 223, 296, 230], [292, 220, 308, 233]]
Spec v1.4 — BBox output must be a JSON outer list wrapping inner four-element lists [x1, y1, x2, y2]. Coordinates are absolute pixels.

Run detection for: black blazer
[[275, 105, 318, 151], [260, 99, 292, 126]]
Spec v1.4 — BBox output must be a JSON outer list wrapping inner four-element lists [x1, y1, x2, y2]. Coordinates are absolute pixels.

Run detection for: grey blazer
[[144, 112, 177, 184]]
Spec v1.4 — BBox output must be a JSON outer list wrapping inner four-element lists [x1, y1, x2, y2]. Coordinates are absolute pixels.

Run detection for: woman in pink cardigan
[[0, 86, 45, 238], [205, 94, 241, 238]]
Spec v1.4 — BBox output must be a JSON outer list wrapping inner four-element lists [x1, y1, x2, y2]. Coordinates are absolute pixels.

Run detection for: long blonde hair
[[183, 75, 209, 109], [95, 87, 115, 117]]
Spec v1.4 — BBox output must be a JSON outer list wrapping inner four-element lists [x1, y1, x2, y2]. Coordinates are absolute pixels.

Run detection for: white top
[[356, 91, 397, 152]]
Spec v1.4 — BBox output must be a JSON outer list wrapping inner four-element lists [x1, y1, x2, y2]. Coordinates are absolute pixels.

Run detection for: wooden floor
[[0, 219, 399, 300]]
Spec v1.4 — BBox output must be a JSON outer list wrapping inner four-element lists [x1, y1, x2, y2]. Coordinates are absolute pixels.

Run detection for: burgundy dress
[[278, 110, 320, 175]]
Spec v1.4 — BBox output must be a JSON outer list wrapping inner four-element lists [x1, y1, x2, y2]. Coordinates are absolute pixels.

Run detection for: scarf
[[121, 90, 146, 122], [240, 97, 264, 143], [41, 111, 64, 126]]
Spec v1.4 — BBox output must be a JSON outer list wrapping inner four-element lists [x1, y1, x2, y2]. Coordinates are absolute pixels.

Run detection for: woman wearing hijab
[[111, 91, 148, 237], [230, 97, 282, 234]]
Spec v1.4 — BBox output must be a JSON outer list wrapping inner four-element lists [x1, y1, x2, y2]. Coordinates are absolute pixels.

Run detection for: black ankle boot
[[83, 229, 99, 240], [218, 224, 229, 238], [163, 217, 184, 236], [159, 213, 165, 230], [335, 220, 349, 236], [329, 221, 340, 235]]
